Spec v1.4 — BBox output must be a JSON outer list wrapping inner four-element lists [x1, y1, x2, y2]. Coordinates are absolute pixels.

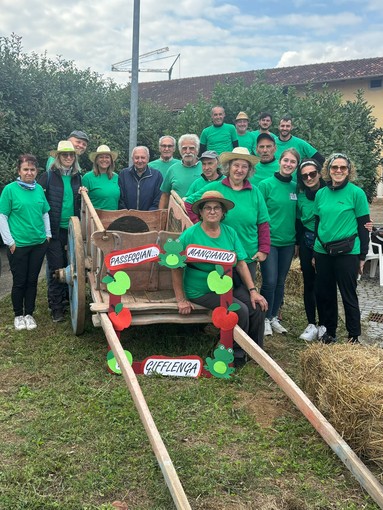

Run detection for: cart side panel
[[166, 195, 192, 232], [92, 231, 161, 291]]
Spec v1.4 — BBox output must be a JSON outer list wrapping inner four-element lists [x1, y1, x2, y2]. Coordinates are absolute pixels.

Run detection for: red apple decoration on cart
[[212, 302, 241, 331], [108, 303, 132, 331]]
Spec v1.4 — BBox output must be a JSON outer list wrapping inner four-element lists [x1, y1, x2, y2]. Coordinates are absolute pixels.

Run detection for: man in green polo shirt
[[275, 115, 324, 165], [159, 134, 202, 209], [150, 135, 180, 178], [199, 106, 238, 155]]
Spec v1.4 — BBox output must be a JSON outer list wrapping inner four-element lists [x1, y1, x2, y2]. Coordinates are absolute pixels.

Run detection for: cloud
[[0, 0, 381, 86]]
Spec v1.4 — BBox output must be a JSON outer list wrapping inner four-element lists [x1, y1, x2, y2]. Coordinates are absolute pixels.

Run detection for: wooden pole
[[100, 313, 192, 510], [233, 326, 383, 509]]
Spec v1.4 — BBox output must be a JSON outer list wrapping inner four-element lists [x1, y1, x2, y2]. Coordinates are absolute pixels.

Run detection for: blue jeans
[[260, 245, 295, 319]]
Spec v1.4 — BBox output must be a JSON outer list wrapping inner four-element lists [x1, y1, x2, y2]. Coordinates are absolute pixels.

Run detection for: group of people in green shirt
[[0, 118, 371, 351]]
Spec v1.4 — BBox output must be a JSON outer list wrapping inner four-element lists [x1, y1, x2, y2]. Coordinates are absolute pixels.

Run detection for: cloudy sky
[[2, 0, 383, 85]]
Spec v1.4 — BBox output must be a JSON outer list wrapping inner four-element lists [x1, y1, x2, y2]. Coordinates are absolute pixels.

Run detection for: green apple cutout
[[207, 265, 233, 294], [107, 349, 133, 375], [102, 271, 131, 295]]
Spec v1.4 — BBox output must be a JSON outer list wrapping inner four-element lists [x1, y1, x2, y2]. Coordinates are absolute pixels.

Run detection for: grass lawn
[[0, 280, 381, 510]]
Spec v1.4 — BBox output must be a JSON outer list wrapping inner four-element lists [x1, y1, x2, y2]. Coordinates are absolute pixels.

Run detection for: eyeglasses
[[330, 165, 348, 172], [60, 153, 75, 158], [301, 170, 318, 181], [202, 206, 222, 213], [160, 144, 174, 149]]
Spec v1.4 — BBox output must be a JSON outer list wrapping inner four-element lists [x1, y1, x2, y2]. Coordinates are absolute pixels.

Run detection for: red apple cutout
[[212, 303, 241, 331], [108, 303, 132, 331]]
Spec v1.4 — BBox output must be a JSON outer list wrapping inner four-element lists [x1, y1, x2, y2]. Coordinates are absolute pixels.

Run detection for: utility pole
[[129, 0, 140, 165]]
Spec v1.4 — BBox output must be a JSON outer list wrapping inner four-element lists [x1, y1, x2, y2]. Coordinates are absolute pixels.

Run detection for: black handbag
[[320, 234, 357, 256], [303, 231, 315, 250]]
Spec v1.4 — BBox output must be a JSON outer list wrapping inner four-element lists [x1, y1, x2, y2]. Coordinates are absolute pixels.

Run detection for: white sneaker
[[299, 323, 317, 341], [270, 317, 288, 334], [317, 325, 327, 341], [264, 318, 273, 336], [14, 316, 26, 331], [24, 315, 37, 330]]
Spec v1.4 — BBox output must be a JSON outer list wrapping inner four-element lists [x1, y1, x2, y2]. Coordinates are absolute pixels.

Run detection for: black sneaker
[[233, 347, 248, 368], [51, 309, 64, 323], [348, 336, 360, 344], [320, 332, 337, 344]]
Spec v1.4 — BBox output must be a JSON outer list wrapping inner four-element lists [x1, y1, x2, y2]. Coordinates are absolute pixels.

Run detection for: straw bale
[[300, 343, 383, 468], [255, 257, 303, 296]]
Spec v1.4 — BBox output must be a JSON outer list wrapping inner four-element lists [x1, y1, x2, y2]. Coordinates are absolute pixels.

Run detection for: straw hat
[[49, 140, 76, 157], [191, 190, 235, 215], [219, 147, 259, 167], [235, 111, 249, 121], [89, 145, 118, 162]]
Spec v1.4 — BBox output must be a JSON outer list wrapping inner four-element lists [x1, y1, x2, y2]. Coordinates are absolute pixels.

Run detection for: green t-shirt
[[313, 182, 370, 255], [258, 175, 297, 247], [60, 175, 75, 229], [0, 181, 50, 247], [200, 123, 238, 154], [237, 131, 257, 154], [179, 222, 247, 299], [82, 171, 120, 210], [186, 180, 270, 263], [251, 159, 280, 187], [160, 161, 202, 198], [297, 191, 316, 232], [149, 158, 180, 179], [185, 173, 224, 197], [275, 135, 317, 161]]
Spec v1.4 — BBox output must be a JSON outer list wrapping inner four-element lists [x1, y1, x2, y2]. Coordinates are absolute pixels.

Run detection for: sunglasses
[[330, 165, 348, 172], [301, 170, 318, 181]]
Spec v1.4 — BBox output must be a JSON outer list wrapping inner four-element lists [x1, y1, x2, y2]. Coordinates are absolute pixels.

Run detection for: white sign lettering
[[186, 244, 236, 265], [107, 246, 160, 268], [143, 357, 202, 378]]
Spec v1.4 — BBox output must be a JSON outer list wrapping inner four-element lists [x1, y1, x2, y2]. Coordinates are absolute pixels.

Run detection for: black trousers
[[191, 283, 265, 349], [314, 252, 361, 338], [7, 240, 48, 316], [46, 228, 68, 312], [299, 238, 324, 326]]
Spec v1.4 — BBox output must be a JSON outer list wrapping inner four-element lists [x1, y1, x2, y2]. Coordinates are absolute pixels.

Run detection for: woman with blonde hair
[[313, 153, 370, 343], [82, 145, 120, 210]]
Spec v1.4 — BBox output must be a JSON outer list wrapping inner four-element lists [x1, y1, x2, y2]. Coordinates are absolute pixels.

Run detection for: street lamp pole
[[129, 0, 140, 164]]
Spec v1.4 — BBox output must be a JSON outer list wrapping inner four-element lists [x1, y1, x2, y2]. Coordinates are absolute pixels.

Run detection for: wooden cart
[[61, 190, 212, 336]]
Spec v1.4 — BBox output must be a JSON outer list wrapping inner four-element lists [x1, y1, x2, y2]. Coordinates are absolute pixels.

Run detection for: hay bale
[[300, 343, 383, 468], [255, 257, 303, 296]]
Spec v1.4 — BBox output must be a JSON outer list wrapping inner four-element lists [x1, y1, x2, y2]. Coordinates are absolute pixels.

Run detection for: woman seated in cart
[[171, 190, 268, 365]]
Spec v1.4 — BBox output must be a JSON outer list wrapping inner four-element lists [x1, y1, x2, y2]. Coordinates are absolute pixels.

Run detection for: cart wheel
[[67, 216, 86, 335]]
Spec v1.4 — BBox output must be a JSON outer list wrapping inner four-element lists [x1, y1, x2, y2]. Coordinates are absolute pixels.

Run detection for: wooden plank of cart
[[59, 190, 383, 510]]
